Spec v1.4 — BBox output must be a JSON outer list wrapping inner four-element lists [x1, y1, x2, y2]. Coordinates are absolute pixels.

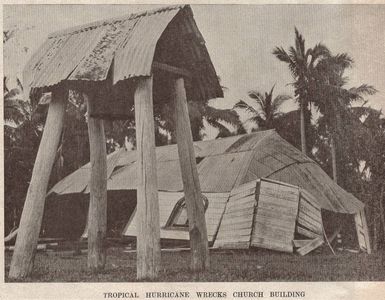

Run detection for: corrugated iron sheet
[[23, 5, 223, 106], [49, 130, 365, 214], [25, 6, 182, 87]]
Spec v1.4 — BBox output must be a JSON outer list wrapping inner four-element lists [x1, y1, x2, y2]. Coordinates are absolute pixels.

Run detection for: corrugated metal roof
[[23, 5, 223, 113], [49, 130, 364, 214]]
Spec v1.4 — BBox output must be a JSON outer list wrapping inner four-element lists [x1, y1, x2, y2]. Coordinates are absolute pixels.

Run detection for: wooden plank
[[253, 220, 295, 235], [254, 216, 296, 231], [135, 76, 161, 280], [221, 210, 254, 219], [174, 77, 209, 272], [229, 188, 256, 202], [216, 233, 251, 241], [299, 202, 322, 223], [297, 226, 322, 239], [300, 197, 322, 213], [251, 237, 293, 253], [260, 180, 299, 194], [298, 215, 323, 235], [260, 178, 298, 189], [298, 211, 322, 229], [293, 240, 312, 248], [358, 210, 371, 254], [214, 241, 250, 249], [297, 237, 324, 256], [354, 211, 363, 227], [226, 199, 256, 210], [255, 207, 297, 222], [220, 219, 253, 229], [216, 228, 252, 237], [230, 181, 257, 196], [258, 194, 299, 209], [257, 201, 298, 215], [300, 190, 321, 210], [252, 229, 294, 244], [259, 191, 298, 202], [9, 88, 66, 279], [298, 211, 322, 227]]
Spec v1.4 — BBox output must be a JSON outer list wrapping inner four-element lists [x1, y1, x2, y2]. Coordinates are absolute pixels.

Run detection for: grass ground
[[5, 247, 385, 282]]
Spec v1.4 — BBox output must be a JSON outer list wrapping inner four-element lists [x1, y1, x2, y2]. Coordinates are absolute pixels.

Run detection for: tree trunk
[[331, 136, 338, 184], [134, 76, 161, 280], [373, 193, 378, 251], [379, 186, 385, 243], [9, 89, 67, 279], [173, 77, 209, 272], [300, 98, 307, 155], [84, 93, 108, 272]]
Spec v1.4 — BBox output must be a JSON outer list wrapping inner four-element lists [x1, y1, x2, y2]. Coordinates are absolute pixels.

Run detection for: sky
[[3, 4, 385, 136]]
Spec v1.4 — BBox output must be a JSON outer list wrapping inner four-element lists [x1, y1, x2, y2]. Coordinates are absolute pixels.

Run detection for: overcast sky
[[4, 4, 385, 133]]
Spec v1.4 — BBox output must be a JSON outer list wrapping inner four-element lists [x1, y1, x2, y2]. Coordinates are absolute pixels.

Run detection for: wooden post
[[9, 89, 67, 279], [84, 93, 108, 272], [361, 209, 372, 254], [134, 76, 161, 280], [173, 77, 209, 272]]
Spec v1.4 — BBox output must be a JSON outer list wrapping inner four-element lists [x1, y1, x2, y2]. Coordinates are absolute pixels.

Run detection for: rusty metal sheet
[[48, 130, 365, 215], [113, 8, 180, 83]]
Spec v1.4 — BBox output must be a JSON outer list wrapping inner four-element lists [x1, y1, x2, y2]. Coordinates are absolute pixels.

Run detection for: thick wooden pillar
[[134, 76, 161, 280], [84, 93, 108, 272], [9, 89, 67, 279], [173, 77, 209, 272]]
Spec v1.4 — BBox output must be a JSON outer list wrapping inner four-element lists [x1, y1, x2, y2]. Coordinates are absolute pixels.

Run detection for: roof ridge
[[48, 4, 187, 39]]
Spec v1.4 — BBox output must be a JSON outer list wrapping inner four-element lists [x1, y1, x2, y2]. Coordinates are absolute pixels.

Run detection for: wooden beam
[[134, 76, 161, 280], [173, 77, 209, 272], [297, 237, 324, 256], [84, 93, 108, 272], [152, 62, 192, 79], [361, 209, 372, 254], [9, 89, 67, 279]]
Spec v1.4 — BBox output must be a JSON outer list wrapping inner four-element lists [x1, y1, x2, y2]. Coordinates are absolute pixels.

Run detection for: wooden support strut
[[173, 77, 209, 272], [9, 89, 67, 279], [134, 76, 161, 280], [84, 93, 108, 272]]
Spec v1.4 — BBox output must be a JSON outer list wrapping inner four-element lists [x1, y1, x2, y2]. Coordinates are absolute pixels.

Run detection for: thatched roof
[[49, 130, 364, 214], [23, 5, 223, 118]]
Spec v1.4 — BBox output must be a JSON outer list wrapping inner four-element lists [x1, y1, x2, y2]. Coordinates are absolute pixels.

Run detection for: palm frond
[[272, 47, 292, 63], [204, 105, 242, 127], [234, 100, 260, 116], [272, 94, 292, 111], [349, 84, 377, 98], [294, 27, 305, 56]]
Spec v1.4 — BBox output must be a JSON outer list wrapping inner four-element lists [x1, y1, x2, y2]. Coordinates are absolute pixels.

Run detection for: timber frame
[[10, 5, 220, 280]]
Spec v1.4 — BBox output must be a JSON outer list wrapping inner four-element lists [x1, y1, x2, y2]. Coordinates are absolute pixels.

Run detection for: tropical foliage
[[234, 85, 291, 130]]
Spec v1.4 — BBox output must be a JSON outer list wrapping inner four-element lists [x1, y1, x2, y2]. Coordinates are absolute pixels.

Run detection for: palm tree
[[273, 28, 331, 154], [312, 53, 377, 183], [234, 85, 291, 130]]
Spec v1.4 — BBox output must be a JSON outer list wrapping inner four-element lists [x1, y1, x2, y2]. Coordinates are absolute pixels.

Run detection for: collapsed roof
[[49, 130, 364, 214]]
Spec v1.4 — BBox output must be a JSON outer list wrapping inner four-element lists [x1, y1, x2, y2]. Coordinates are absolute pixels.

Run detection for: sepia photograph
[[2, 2, 385, 298]]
